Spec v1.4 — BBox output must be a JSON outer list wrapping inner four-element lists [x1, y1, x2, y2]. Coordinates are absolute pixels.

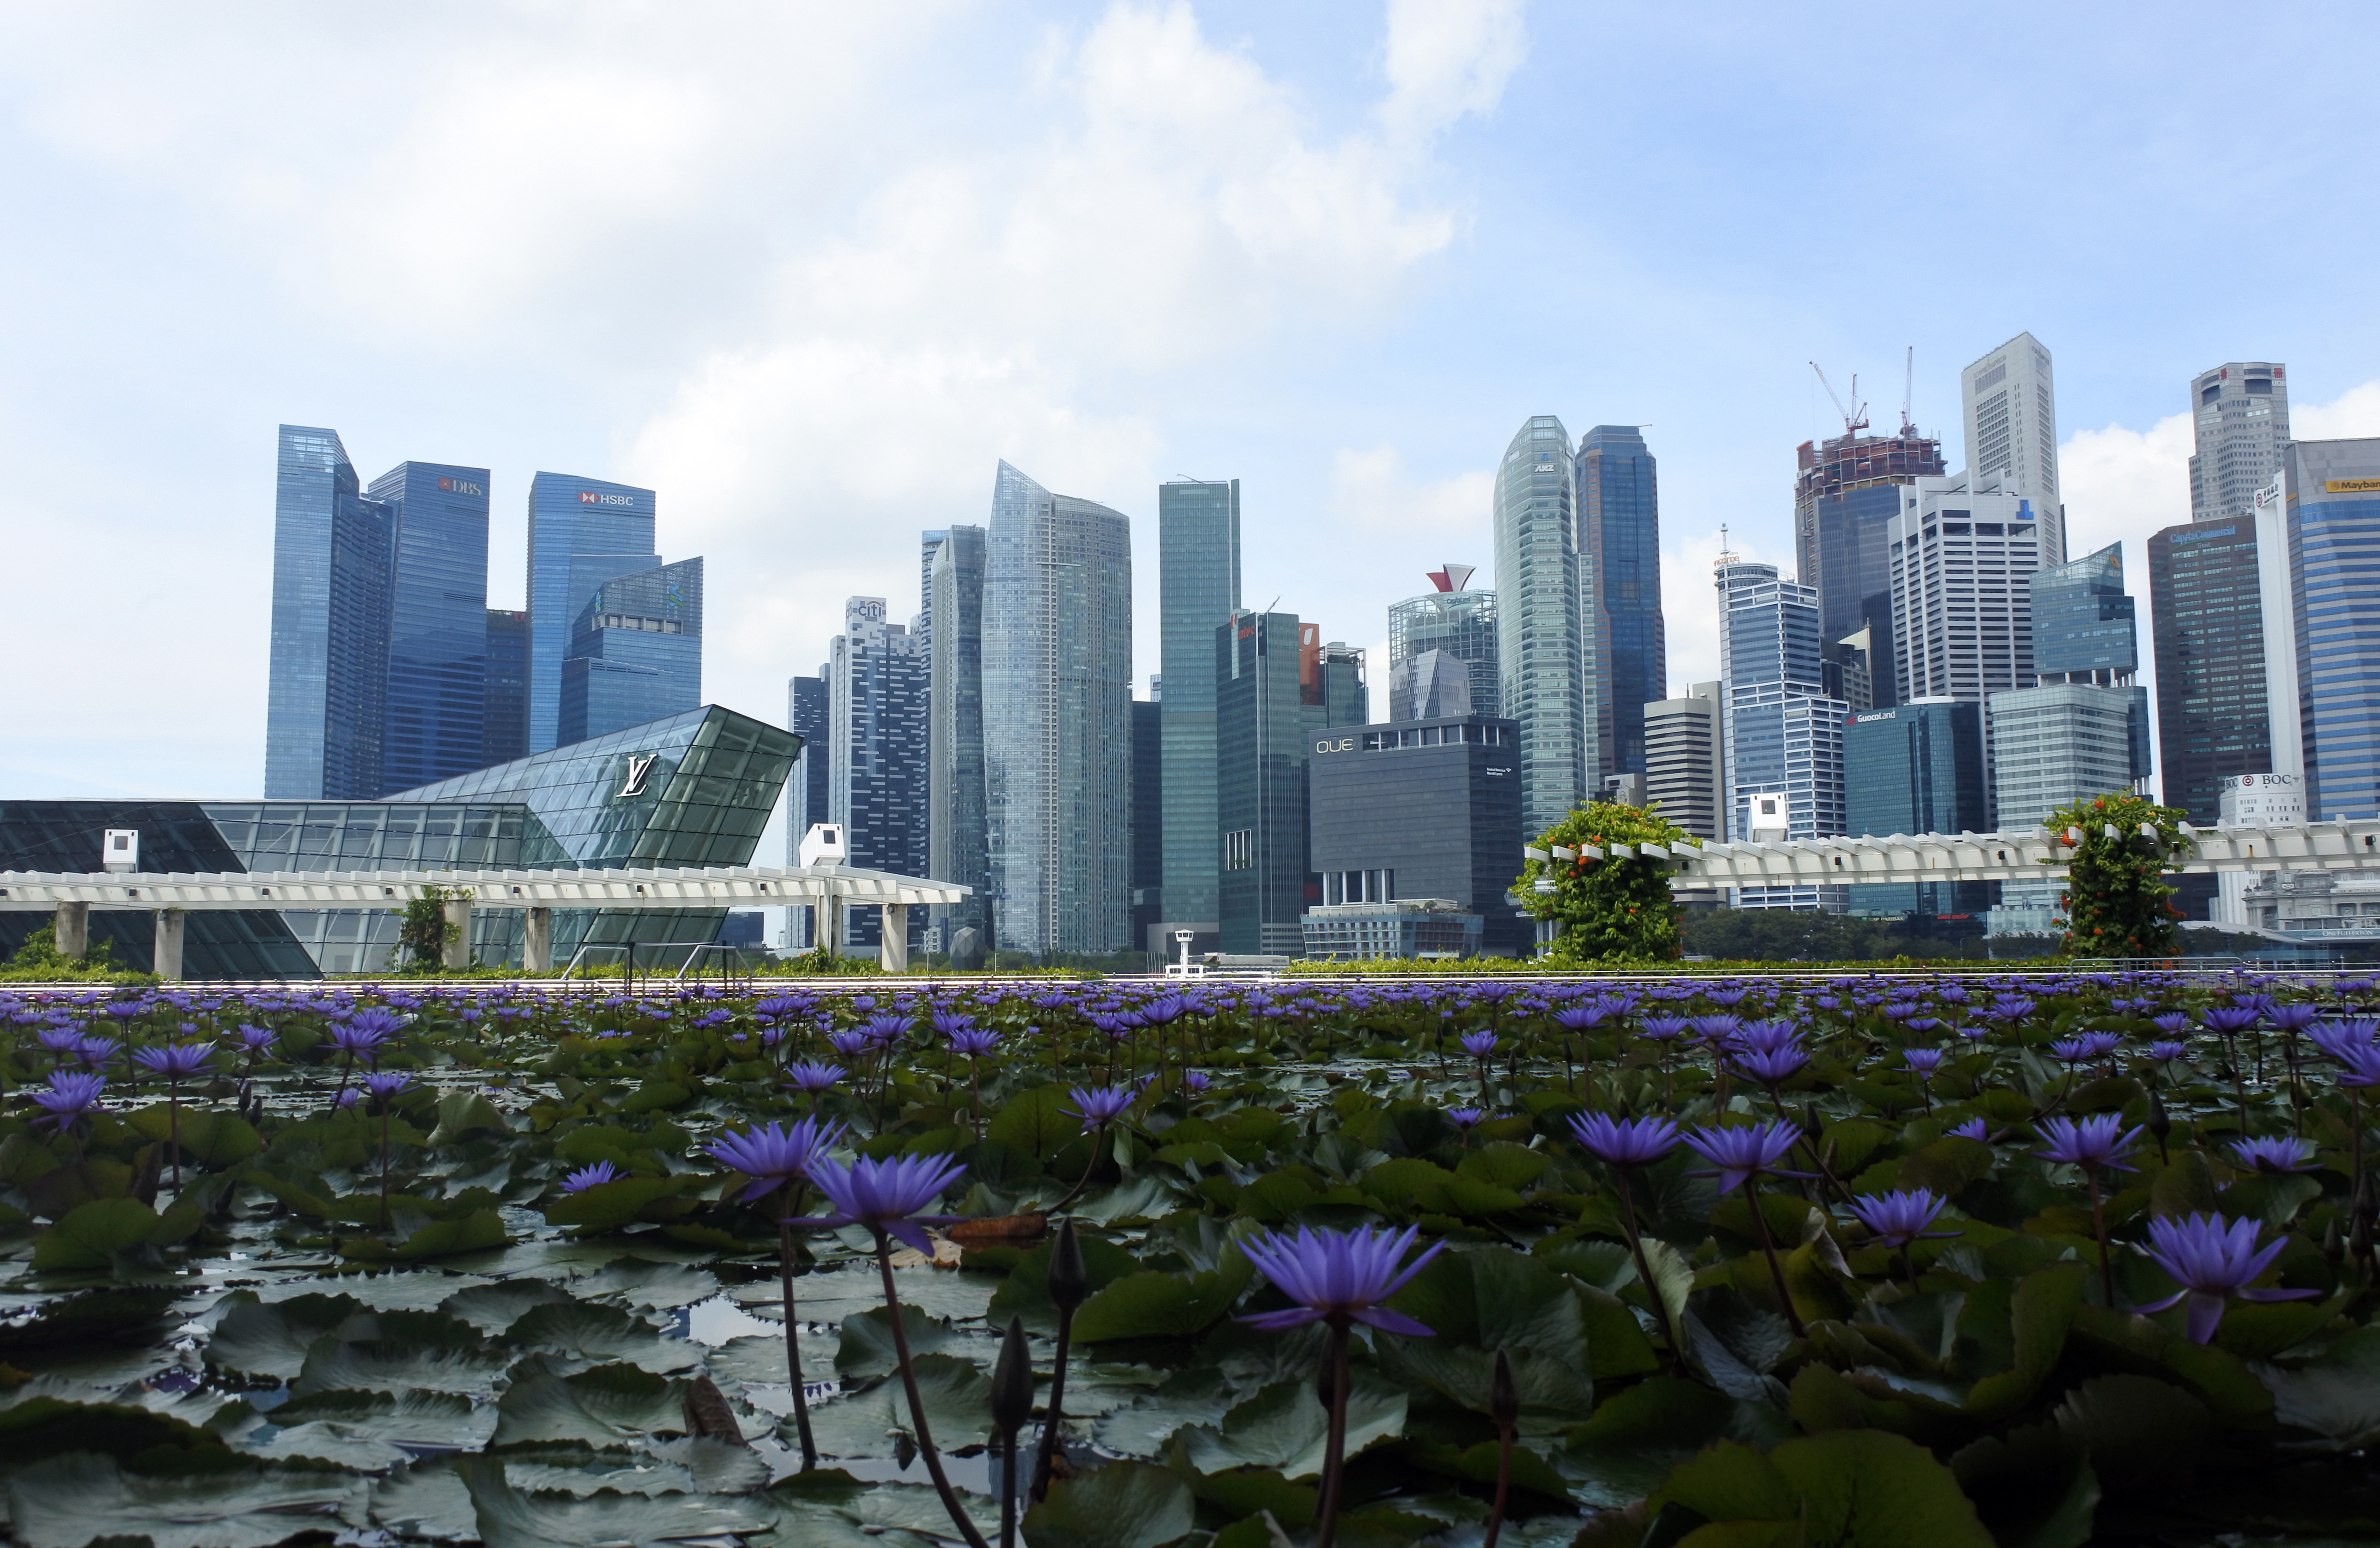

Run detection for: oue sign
[[1315, 738, 1355, 754]]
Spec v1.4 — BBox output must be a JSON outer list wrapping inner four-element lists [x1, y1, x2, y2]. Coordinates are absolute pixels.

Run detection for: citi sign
[[437, 477, 484, 496], [579, 491, 636, 506]]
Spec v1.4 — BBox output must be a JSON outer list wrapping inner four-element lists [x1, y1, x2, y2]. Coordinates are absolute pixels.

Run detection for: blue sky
[[4, 0, 2376, 827]]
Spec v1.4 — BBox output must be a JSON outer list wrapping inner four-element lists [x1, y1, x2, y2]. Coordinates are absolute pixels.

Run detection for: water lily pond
[[3, 971, 2378, 1547]]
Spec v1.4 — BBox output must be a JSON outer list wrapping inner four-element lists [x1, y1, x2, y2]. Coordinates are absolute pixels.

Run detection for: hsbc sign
[[579, 491, 635, 507]]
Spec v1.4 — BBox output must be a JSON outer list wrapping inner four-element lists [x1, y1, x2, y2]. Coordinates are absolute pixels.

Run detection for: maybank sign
[[2326, 479, 2380, 494]]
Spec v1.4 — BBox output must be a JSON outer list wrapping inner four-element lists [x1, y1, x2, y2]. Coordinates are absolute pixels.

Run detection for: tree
[[1512, 801, 1693, 964], [397, 886, 463, 971], [2043, 789, 2190, 959]]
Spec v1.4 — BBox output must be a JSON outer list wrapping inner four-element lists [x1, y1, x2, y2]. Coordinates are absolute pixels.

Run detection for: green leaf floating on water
[[1651, 1430, 1996, 1548], [455, 1454, 776, 1548], [1174, 1376, 1406, 1479], [7, 1452, 369, 1548], [206, 1291, 374, 1380], [2261, 1324, 2380, 1449], [1020, 1460, 1198, 1548], [490, 1361, 687, 1446], [30, 1196, 165, 1271]]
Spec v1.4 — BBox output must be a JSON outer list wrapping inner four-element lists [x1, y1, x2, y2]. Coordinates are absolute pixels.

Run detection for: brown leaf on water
[[949, 1213, 1049, 1247], [681, 1373, 746, 1445]]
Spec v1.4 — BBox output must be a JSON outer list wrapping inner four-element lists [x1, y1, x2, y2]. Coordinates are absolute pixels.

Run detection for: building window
[[1224, 829, 1254, 871]]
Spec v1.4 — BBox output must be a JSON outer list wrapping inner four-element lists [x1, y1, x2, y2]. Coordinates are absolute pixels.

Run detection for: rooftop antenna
[[1808, 361, 1869, 440], [1715, 524, 1740, 567], [1900, 346, 1914, 436]]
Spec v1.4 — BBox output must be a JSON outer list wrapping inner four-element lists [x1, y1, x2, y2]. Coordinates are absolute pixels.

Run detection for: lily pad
[[7, 1452, 369, 1548]]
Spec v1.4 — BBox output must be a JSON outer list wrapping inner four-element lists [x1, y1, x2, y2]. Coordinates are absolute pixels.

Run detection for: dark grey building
[[785, 669, 831, 947], [1843, 699, 1988, 918], [2149, 517, 2273, 917], [1132, 694, 1163, 958], [1577, 426, 1665, 781], [1793, 427, 1948, 715], [1217, 611, 1310, 956], [484, 609, 530, 767], [1159, 478, 1241, 931], [828, 597, 927, 950], [1307, 715, 1526, 955], [927, 525, 989, 941]]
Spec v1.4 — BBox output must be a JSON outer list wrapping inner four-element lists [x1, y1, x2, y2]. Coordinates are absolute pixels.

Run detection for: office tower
[[1960, 332, 2063, 562], [1576, 426, 1665, 779], [525, 473, 662, 753], [1794, 426, 1946, 712], [1158, 477, 1241, 931], [1307, 714, 1526, 955], [824, 598, 929, 947], [1643, 682, 1722, 840], [1828, 626, 1875, 714], [2190, 363, 2292, 521], [918, 530, 949, 647], [267, 426, 395, 800], [984, 461, 1133, 957], [368, 463, 492, 793], [2288, 438, 2380, 820], [558, 558, 703, 745], [484, 609, 530, 767], [1217, 610, 1311, 955], [1887, 472, 2044, 817], [1132, 692, 1164, 957], [2148, 517, 2274, 915], [926, 525, 988, 942], [1716, 559, 1846, 909], [1492, 416, 1593, 835], [1302, 631, 1368, 731], [1844, 699, 1988, 918], [1387, 567, 1499, 719], [784, 669, 830, 948], [1388, 651, 1474, 721]]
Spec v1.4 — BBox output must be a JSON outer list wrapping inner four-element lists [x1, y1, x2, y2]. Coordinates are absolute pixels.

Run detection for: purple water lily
[[563, 1160, 625, 1192], [2035, 1114, 2144, 1172], [1066, 1084, 1135, 1127], [1568, 1112, 1682, 1167], [1181, 1070, 1213, 1093], [790, 1152, 968, 1254], [2136, 1212, 2316, 1343], [31, 1070, 105, 1130], [1846, 1188, 1956, 1249], [1238, 1224, 1443, 1335], [359, 1071, 416, 1102], [1683, 1120, 1810, 1195], [786, 1060, 846, 1093], [1902, 1048, 1947, 1076], [708, 1116, 846, 1201], [946, 1027, 1001, 1058], [1445, 1107, 1484, 1131], [2229, 1135, 2320, 1174], [1458, 1031, 1499, 1059]]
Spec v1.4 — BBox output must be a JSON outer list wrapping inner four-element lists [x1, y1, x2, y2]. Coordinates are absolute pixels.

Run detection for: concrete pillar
[[879, 903, 908, 973], [442, 898, 473, 971], [153, 910, 185, 982], [820, 897, 841, 958], [523, 907, 553, 972], [55, 902, 89, 961]]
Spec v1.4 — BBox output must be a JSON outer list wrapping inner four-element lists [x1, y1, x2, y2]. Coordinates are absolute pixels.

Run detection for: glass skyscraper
[[1387, 571, 1498, 721], [983, 460, 1134, 956], [1843, 699, 1986, 917], [1717, 559, 1846, 909], [784, 669, 830, 948], [267, 426, 395, 801], [1491, 416, 1591, 835], [525, 472, 661, 753], [2289, 438, 2380, 821], [1159, 477, 1241, 929], [927, 526, 989, 940], [558, 557, 704, 745], [828, 596, 929, 948], [1217, 610, 1311, 956], [484, 609, 530, 766], [1576, 426, 1665, 779], [369, 462, 492, 793], [1794, 428, 1947, 714]]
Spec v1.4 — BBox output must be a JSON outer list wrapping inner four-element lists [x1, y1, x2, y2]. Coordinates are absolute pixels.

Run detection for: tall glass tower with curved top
[[1492, 416, 1592, 834]]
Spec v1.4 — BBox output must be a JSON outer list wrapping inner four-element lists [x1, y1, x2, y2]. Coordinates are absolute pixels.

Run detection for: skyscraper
[[2190, 363, 2291, 522], [1387, 566, 1499, 719], [983, 461, 1133, 957], [1844, 699, 1988, 918], [484, 609, 530, 768], [558, 558, 703, 745], [1887, 471, 2044, 817], [1302, 631, 1368, 732], [1643, 682, 1723, 841], [525, 473, 662, 754], [1217, 610, 1311, 956], [1132, 691, 1163, 958], [1794, 426, 1947, 712], [1716, 559, 1846, 909], [1492, 416, 1592, 836], [927, 525, 989, 941], [2288, 438, 2380, 821], [1158, 478, 1241, 931], [1388, 652, 1473, 721], [267, 426, 395, 801], [1576, 426, 1665, 779], [784, 669, 830, 948], [1960, 333, 2064, 563], [2148, 517, 2275, 918], [827, 597, 929, 947], [369, 463, 492, 794]]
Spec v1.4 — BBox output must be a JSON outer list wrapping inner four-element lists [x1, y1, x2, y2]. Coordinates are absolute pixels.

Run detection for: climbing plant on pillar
[[2044, 789, 2191, 958], [1514, 801, 1694, 964]]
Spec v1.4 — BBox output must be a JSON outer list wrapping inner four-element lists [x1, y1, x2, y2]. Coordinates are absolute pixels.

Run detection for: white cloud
[[2296, 380, 2380, 440], [2060, 408, 2195, 560], [1328, 444, 1493, 539], [1379, 0, 1530, 142], [1660, 525, 1789, 697]]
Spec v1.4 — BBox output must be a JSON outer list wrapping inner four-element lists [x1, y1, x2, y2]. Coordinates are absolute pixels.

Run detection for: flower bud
[[1489, 1349, 1519, 1431], [1047, 1218, 1089, 1315], [990, 1315, 1033, 1437], [2145, 1089, 2171, 1141]]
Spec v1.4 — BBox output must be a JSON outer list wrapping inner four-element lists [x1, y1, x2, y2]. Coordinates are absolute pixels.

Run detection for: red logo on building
[[579, 491, 599, 504]]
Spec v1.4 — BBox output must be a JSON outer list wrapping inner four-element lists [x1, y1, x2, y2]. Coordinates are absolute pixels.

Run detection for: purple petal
[[2238, 1286, 2321, 1302], [2185, 1292, 2224, 1345], [885, 1219, 937, 1255], [1238, 1306, 1327, 1331], [781, 1213, 855, 1232], [2131, 1289, 2188, 1314], [1350, 1306, 1437, 1337]]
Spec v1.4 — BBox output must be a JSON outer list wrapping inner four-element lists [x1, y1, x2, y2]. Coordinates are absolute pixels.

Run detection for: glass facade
[[1217, 612, 1312, 955], [1158, 478, 1241, 928], [1843, 700, 1987, 916], [2289, 439, 2380, 820], [784, 670, 831, 948], [828, 597, 928, 948], [1718, 562, 1846, 910], [1987, 683, 2152, 923], [485, 609, 530, 766], [559, 557, 704, 745], [1387, 588, 1498, 720], [526, 472, 660, 753], [1794, 430, 1947, 714], [267, 425, 395, 801], [2148, 519, 2273, 823], [2190, 363, 2291, 522], [927, 526, 989, 939], [1131, 697, 1163, 954], [369, 462, 492, 794], [1492, 416, 1591, 834], [983, 461, 1134, 956], [1576, 426, 1665, 779], [2030, 543, 2136, 680]]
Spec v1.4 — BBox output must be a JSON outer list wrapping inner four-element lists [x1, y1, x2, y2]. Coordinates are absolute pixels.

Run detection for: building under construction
[[1794, 427, 1946, 710]]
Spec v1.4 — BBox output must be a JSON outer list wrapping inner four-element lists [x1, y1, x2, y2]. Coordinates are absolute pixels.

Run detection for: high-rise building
[[484, 609, 530, 768], [1576, 426, 1665, 779], [1887, 471, 2044, 818], [1843, 699, 1988, 918], [1302, 631, 1368, 732], [559, 558, 703, 746], [926, 525, 989, 943], [1132, 692, 1164, 958], [1794, 427, 1947, 712], [1217, 610, 1312, 956], [1643, 682, 1722, 840], [1716, 559, 1846, 910], [2148, 516, 2275, 917], [2288, 438, 2380, 822], [2190, 363, 2292, 521], [525, 473, 662, 754], [784, 669, 830, 949], [918, 530, 950, 648], [1388, 651, 1474, 721], [267, 426, 396, 801], [1492, 416, 1593, 835], [1387, 566, 1499, 720], [368, 462, 492, 794], [984, 461, 1133, 957], [1960, 333, 2064, 563], [1307, 714, 1526, 954], [825, 597, 929, 949], [1158, 477, 1241, 932]]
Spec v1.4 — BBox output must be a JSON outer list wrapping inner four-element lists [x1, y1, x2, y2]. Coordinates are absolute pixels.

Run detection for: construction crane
[[1809, 361, 1868, 440], [1900, 346, 1914, 436]]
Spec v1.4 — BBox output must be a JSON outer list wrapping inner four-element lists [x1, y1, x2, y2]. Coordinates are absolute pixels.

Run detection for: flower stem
[[779, 1203, 819, 1472], [1313, 1320, 1353, 1548], [1030, 1303, 1077, 1502], [1482, 1420, 1514, 1548], [873, 1232, 989, 1548], [1746, 1185, 1806, 1338], [2088, 1167, 2115, 1308], [1612, 1167, 1679, 1360]]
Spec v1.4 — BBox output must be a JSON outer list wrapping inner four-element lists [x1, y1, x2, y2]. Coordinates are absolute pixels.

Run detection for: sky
[[6, 0, 2380, 849]]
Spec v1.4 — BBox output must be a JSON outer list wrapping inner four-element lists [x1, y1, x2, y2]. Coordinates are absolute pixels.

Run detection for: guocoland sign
[[0, 970, 2376, 1546]]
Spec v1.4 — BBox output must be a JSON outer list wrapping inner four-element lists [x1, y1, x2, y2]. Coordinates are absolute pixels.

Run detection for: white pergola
[[1637, 818, 2380, 887], [0, 864, 968, 978]]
